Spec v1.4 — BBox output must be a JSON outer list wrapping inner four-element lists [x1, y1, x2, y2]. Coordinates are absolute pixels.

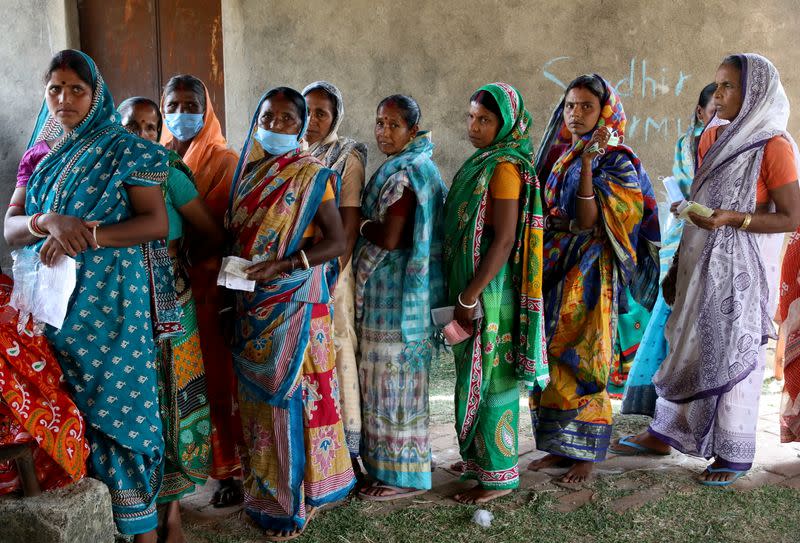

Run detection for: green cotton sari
[[443, 83, 547, 490]]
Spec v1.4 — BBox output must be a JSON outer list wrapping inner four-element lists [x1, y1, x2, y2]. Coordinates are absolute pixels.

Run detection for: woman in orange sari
[[160, 75, 243, 505]]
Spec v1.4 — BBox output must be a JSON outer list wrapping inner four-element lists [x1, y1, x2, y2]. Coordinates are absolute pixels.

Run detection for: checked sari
[[531, 76, 659, 463], [228, 89, 354, 533], [443, 83, 546, 490]]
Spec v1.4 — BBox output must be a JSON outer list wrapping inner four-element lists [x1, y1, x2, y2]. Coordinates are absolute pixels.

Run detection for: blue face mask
[[254, 127, 300, 156], [164, 113, 204, 141]]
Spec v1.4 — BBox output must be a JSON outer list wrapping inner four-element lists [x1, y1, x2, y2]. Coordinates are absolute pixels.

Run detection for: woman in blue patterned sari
[[355, 95, 447, 500], [4, 50, 169, 542]]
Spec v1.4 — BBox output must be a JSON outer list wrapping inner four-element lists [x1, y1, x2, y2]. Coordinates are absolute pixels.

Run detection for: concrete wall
[[0, 0, 78, 267], [221, 0, 800, 188]]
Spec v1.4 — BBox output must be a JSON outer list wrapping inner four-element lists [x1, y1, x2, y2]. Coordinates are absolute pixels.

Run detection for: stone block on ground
[[553, 488, 594, 512], [607, 486, 663, 513], [733, 469, 786, 491], [0, 477, 114, 543]]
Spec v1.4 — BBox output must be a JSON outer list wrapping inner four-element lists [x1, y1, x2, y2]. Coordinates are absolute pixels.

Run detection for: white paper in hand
[[677, 200, 715, 225], [662, 176, 686, 204], [217, 256, 256, 292]]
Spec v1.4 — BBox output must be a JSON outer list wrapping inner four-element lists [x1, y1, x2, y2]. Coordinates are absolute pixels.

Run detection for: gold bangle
[[739, 213, 752, 231]]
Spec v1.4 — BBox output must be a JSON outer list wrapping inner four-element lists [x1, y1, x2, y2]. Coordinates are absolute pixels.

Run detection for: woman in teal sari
[[356, 95, 447, 500], [4, 50, 169, 541], [443, 83, 547, 504]]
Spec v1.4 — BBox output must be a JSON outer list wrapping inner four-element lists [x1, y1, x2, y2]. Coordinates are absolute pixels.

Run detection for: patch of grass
[[293, 483, 800, 543]]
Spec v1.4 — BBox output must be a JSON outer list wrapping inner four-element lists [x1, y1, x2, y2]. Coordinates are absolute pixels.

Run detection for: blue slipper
[[609, 436, 670, 456], [700, 467, 748, 487]]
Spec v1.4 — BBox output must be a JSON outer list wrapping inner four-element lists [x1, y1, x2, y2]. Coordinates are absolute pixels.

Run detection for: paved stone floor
[[179, 369, 800, 541]]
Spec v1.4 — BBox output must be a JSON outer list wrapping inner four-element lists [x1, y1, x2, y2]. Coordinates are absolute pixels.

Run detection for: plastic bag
[[10, 247, 77, 333]]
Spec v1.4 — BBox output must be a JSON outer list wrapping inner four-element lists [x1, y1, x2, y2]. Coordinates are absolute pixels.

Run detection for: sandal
[[211, 478, 244, 508], [700, 467, 748, 487], [358, 483, 427, 502], [609, 436, 670, 456]]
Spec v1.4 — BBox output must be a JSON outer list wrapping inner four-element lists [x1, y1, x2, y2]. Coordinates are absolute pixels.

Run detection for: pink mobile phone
[[443, 320, 472, 345]]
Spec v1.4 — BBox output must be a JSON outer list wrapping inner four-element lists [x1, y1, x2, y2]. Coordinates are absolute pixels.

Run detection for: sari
[[354, 132, 446, 490], [228, 90, 354, 532], [160, 83, 242, 479], [649, 54, 796, 470], [621, 117, 703, 414], [608, 288, 651, 398], [443, 82, 546, 490], [154, 152, 211, 502], [23, 51, 167, 535], [531, 76, 660, 463], [0, 274, 90, 494], [777, 228, 800, 442], [303, 81, 368, 456]]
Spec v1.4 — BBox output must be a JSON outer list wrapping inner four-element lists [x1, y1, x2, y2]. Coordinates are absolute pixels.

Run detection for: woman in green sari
[[443, 83, 547, 504]]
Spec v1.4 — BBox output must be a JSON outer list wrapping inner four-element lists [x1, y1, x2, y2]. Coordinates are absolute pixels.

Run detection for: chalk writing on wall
[[542, 56, 703, 144]]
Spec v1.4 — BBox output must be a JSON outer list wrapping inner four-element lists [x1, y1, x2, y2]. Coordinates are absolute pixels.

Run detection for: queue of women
[[0, 48, 798, 542]]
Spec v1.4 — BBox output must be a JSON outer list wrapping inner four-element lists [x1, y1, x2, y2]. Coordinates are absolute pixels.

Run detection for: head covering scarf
[[654, 54, 800, 402], [24, 50, 167, 535], [302, 81, 367, 174], [444, 82, 547, 391], [159, 80, 238, 219], [535, 75, 660, 309], [353, 131, 447, 345]]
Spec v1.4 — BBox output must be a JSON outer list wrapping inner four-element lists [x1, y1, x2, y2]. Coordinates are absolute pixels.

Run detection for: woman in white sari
[[611, 53, 800, 486]]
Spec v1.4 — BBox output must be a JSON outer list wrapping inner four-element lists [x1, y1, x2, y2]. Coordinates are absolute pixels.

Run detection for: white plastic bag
[[10, 247, 77, 332]]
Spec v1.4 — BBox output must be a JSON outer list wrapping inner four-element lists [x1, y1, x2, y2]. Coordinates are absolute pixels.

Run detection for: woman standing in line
[[356, 95, 447, 501], [528, 74, 659, 483], [302, 81, 368, 471], [227, 86, 353, 540], [612, 55, 800, 486], [160, 75, 243, 506], [4, 50, 169, 542], [443, 83, 547, 504], [119, 96, 224, 542], [620, 82, 717, 415]]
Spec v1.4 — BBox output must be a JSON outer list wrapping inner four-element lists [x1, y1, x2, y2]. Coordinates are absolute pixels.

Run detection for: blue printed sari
[[23, 51, 168, 535]]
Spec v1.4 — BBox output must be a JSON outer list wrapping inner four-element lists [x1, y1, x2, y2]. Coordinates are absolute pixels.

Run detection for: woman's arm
[[245, 199, 346, 281], [338, 153, 366, 268], [360, 187, 416, 250], [689, 181, 800, 233], [4, 187, 44, 247], [94, 184, 169, 247], [178, 197, 226, 259], [339, 206, 360, 267], [455, 197, 519, 326]]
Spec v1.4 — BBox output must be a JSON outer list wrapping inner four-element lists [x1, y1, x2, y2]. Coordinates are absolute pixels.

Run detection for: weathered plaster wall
[[0, 0, 78, 267], [221, 0, 800, 187]]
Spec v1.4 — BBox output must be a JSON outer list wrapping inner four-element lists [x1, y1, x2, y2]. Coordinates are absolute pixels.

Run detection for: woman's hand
[[670, 201, 681, 215], [547, 216, 571, 232], [454, 294, 478, 328], [245, 260, 286, 282], [662, 264, 678, 306], [688, 209, 742, 231], [581, 126, 611, 160], [38, 213, 97, 256], [38, 236, 68, 267]]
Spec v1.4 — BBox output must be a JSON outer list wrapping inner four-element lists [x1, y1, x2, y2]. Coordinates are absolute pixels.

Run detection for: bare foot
[[264, 506, 316, 541], [450, 461, 465, 472], [164, 501, 186, 543], [453, 485, 513, 504], [359, 482, 423, 499], [559, 460, 593, 483], [527, 454, 574, 471], [133, 530, 158, 543], [610, 432, 671, 455]]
